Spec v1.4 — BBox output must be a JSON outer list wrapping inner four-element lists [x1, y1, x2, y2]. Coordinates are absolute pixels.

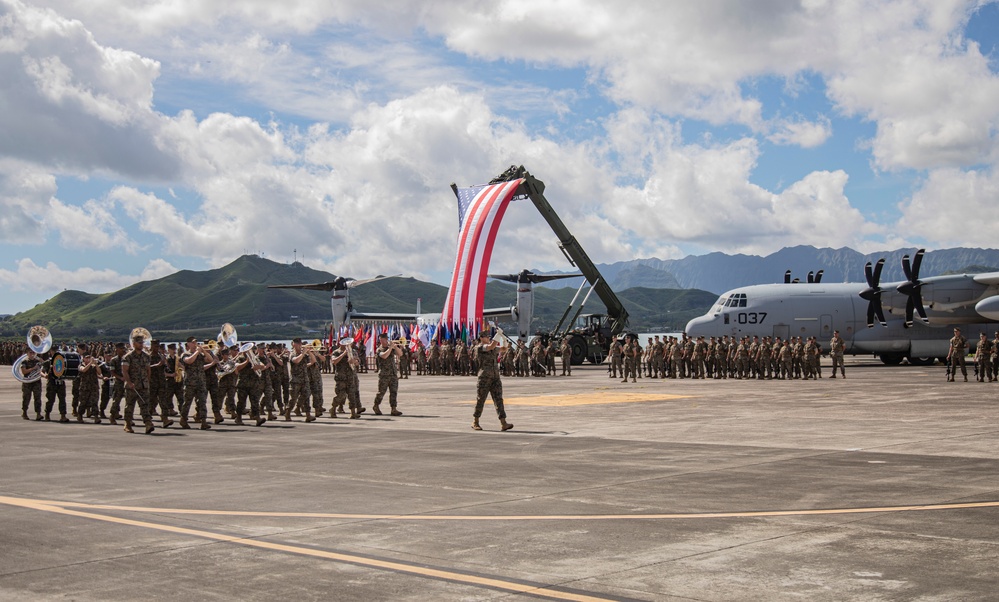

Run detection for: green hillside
[[2, 255, 713, 339]]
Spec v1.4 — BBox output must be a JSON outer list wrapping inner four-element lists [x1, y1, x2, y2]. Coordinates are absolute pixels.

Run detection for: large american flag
[[440, 178, 524, 326]]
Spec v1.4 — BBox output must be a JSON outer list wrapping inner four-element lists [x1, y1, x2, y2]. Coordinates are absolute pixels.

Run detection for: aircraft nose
[[685, 314, 717, 337]]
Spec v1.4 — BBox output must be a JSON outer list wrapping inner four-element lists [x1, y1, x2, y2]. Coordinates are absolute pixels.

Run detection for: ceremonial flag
[[441, 178, 524, 326]]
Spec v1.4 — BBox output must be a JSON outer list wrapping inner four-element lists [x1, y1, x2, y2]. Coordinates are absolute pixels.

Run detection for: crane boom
[[510, 168, 630, 335]]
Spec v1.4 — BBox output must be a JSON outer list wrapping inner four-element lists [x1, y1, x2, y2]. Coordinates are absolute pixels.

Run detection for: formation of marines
[[14, 326, 995, 434]]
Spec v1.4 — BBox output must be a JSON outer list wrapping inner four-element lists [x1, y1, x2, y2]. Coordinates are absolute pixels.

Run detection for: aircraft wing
[[349, 311, 422, 322]]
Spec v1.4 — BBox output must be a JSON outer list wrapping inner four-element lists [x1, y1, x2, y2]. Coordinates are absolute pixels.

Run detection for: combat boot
[[93, 416, 101, 424], [500, 419, 514, 431], [390, 408, 402, 416], [213, 411, 225, 424], [255, 415, 267, 427], [200, 419, 211, 430], [21, 410, 28, 420], [161, 413, 174, 428], [305, 412, 316, 423], [283, 409, 292, 422], [44, 412, 51, 422], [315, 408, 324, 418], [471, 417, 482, 430], [178, 416, 190, 429], [123, 421, 134, 433], [234, 415, 244, 425], [59, 414, 69, 423], [373, 404, 382, 415], [349, 409, 359, 419], [144, 421, 155, 434], [267, 410, 277, 420], [76, 412, 85, 423]]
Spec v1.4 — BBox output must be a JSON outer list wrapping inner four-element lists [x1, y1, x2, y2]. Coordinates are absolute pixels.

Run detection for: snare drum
[[51, 352, 82, 379]]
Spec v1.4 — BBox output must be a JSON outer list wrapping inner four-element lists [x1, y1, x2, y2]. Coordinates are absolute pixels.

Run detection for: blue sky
[[2, 0, 999, 315]]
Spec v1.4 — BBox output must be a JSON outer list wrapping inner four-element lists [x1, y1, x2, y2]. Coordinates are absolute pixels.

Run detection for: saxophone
[[174, 353, 184, 383]]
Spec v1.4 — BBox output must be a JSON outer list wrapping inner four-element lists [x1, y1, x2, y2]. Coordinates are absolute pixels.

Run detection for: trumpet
[[204, 339, 218, 352], [304, 339, 323, 352], [12, 325, 52, 383]]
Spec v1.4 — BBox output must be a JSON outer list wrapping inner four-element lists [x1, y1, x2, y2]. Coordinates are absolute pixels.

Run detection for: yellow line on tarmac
[[0, 496, 612, 602], [4, 496, 999, 521]]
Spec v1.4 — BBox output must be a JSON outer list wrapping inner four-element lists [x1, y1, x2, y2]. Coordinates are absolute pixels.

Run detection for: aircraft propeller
[[267, 274, 399, 292], [897, 249, 929, 327], [858, 258, 887, 328], [784, 270, 824, 284]]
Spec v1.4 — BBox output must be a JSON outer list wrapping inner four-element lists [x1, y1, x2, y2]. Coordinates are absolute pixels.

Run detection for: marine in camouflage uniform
[[559, 338, 572, 376], [180, 338, 212, 429], [121, 335, 156, 434], [76, 347, 102, 424], [947, 328, 968, 382], [331, 340, 364, 418], [471, 331, 512, 431], [216, 348, 238, 416], [829, 331, 846, 378], [307, 346, 326, 417], [287, 339, 316, 421], [162, 345, 184, 417], [203, 344, 223, 423], [19, 351, 43, 420], [373, 334, 403, 416], [975, 333, 992, 382], [148, 341, 170, 425], [234, 347, 268, 426], [107, 344, 126, 421], [43, 355, 69, 422], [608, 338, 623, 378]]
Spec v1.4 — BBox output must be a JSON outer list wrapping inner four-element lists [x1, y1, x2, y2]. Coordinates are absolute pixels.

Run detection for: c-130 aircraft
[[684, 249, 999, 365]]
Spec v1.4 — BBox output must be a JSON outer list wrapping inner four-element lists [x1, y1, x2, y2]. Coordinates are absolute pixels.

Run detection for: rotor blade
[[874, 302, 886, 327], [904, 296, 915, 328], [911, 248, 925, 280], [815, 270, 824, 283], [807, 271, 815, 284], [864, 262, 874, 287], [487, 274, 520, 283], [901, 253, 912, 282], [267, 282, 336, 291], [866, 302, 876, 328], [347, 274, 401, 288], [530, 273, 584, 283], [784, 270, 791, 284], [871, 258, 884, 286], [913, 290, 929, 322]]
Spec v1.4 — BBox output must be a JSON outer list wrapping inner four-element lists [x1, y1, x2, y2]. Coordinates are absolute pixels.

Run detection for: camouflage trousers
[[182, 381, 208, 420], [109, 382, 125, 418], [474, 374, 506, 420], [21, 381, 42, 413], [309, 379, 324, 412], [125, 386, 153, 425], [332, 375, 361, 410], [78, 382, 100, 418], [236, 381, 264, 417], [290, 380, 310, 415], [373, 372, 398, 408], [161, 380, 183, 415], [148, 380, 163, 416], [45, 380, 67, 415], [219, 377, 237, 413]]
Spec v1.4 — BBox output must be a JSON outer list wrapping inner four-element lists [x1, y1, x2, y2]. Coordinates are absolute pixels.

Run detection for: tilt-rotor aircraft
[[685, 249, 999, 365], [269, 166, 603, 349]]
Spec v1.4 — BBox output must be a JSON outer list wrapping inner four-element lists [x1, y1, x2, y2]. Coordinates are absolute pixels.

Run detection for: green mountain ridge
[[2, 255, 714, 338]]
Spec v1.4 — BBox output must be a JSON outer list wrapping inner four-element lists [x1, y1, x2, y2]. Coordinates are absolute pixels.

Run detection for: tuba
[[218, 323, 238, 348], [12, 325, 52, 383], [130, 327, 152, 349]]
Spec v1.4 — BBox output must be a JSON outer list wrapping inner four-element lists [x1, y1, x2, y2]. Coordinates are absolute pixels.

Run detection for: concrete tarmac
[[1, 360, 997, 601]]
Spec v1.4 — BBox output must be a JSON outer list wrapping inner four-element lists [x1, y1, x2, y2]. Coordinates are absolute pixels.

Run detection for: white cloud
[[0, 257, 178, 294], [46, 198, 138, 252], [0, 160, 53, 243], [767, 116, 832, 148], [896, 166, 999, 247]]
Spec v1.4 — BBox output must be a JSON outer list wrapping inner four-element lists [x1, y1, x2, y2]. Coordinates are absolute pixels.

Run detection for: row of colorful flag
[[326, 320, 494, 355]]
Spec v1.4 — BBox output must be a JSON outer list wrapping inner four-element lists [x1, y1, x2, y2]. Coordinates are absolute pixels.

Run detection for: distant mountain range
[[1, 255, 714, 338], [8, 246, 995, 340], [541, 246, 999, 294]]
